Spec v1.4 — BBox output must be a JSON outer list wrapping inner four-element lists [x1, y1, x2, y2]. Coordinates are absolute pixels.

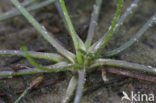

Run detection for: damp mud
[[0, 0, 156, 103]]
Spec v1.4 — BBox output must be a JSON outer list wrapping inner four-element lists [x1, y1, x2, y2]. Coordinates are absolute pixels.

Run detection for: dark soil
[[0, 0, 156, 103]]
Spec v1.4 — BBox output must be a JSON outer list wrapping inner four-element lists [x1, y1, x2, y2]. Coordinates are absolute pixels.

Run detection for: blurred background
[[0, 0, 156, 103]]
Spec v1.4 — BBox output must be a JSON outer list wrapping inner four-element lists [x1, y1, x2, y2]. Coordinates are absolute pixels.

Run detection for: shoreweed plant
[[0, 0, 156, 103]]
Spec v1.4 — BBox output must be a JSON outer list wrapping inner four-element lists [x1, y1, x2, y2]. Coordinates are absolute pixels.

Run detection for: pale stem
[[59, 0, 84, 64], [89, 0, 139, 53], [85, 0, 103, 48], [11, 0, 75, 63], [0, 0, 56, 21], [74, 69, 86, 103], [0, 62, 76, 77], [0, 50, 65, 62], [91, 0, 123, 54], [14, 87, 31, 103], [62, 76, 77, 103], [104, 12, 156, 57], [90, 58, 156, 75]]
